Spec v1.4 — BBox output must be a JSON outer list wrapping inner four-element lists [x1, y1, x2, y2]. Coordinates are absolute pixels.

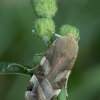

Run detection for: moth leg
[[46, 28, 61, 38], [35, 52, 45, 56], [64, 80, 68, 97], [32, 53, 45, 67], [77, 37, 80, 42]]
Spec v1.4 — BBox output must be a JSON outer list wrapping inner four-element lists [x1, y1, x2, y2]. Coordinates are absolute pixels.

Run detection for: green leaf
[[0, 62, 35, 76]]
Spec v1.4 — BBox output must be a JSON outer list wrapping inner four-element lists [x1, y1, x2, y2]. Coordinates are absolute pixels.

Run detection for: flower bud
[[32, 0, 57, 18], [60, 25, 79, 40]]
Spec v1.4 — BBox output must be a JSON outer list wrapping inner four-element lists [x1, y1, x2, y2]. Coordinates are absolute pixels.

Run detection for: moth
[[25, 34, 79, 100]]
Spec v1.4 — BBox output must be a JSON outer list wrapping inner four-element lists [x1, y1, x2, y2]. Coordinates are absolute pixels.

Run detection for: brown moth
[[25, 34, 79, 100]]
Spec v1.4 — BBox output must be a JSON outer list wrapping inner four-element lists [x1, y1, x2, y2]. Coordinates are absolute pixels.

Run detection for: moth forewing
[[25, 34, 79, 100], [46, 35, 78, 76]]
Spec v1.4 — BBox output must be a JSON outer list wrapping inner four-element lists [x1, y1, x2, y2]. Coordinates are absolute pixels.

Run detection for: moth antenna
[[46, 28, 61, 38]]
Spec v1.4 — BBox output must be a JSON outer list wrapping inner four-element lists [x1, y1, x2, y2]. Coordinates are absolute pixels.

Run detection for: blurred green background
[[0, 0, 100, 100]]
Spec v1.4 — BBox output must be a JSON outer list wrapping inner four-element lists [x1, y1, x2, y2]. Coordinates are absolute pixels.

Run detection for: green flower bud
[[33, 18, 55, 46], [32, 0, 57, 18], [60, 25, 79, 40]]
